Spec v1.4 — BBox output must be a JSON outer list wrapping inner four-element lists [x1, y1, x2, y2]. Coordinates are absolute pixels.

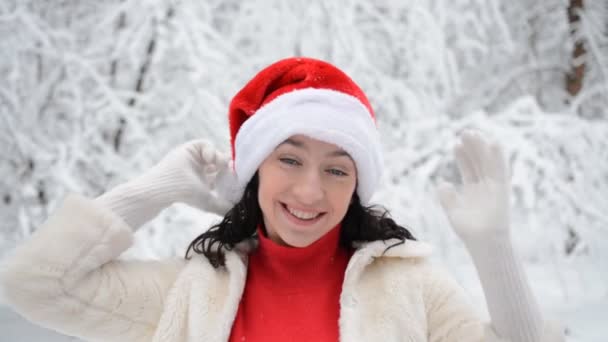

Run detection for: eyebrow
[[280, 138, 350, 158]]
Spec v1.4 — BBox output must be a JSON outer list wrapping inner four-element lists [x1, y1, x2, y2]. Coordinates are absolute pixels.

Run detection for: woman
[[0, 57, 563, 341]]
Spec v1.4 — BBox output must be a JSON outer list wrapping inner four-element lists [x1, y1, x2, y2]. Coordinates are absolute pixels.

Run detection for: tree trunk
[[566, 0, 585, 96]]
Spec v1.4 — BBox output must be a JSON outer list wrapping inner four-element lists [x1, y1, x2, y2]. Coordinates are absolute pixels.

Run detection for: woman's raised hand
[[437, 130, 512, 244], [97, 139, 233, 228], [145, 139, 233, 215]]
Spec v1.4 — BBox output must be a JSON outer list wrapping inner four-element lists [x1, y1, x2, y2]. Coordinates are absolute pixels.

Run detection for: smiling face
[[257, 135, 358, 247]]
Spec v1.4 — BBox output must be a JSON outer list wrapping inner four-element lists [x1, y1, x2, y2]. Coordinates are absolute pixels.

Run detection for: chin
[[283, 221, 341, 247], [278, 231, 320, 248]]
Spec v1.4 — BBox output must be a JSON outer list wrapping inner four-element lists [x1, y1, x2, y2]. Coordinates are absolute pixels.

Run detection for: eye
[[279, 157, 301, 166], [327, 168, 348, 177]]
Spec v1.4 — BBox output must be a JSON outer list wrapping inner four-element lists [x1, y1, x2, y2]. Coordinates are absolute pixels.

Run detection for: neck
[[253, 225, 348, 292]]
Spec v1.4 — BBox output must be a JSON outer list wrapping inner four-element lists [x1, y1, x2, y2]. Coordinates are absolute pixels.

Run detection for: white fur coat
[[0, 194, 563, 341]]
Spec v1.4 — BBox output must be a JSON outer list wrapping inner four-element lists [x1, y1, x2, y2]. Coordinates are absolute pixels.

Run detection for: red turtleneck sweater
[[229, 225, 351, 342]]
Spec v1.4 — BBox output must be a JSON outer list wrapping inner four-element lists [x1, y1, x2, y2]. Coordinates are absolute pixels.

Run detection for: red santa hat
[[218, 57, 383, 205]]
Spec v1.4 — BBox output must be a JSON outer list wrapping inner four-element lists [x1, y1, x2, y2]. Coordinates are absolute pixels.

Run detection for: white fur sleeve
[[422, 263, 565, 342], [0, 194, 185, 342]]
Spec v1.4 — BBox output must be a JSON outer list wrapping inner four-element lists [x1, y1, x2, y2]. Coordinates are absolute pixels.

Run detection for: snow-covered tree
[[1, 1, 606, 339]]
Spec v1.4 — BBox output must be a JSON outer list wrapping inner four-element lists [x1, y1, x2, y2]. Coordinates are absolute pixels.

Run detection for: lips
[[287, 206, 320, 220], [281, 203, 325, 225]]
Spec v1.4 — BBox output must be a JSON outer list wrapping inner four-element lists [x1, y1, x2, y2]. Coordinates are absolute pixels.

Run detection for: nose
[[292, 169, 324, 205]]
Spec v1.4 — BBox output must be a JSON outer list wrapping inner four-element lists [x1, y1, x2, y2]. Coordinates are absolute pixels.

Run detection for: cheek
[[257, 176, 276, 211], [328, 182, 356, 214], [257, 163, 287, 212]]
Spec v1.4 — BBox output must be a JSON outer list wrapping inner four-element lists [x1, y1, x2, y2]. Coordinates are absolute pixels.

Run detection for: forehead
[[278, 135, 349, 156]]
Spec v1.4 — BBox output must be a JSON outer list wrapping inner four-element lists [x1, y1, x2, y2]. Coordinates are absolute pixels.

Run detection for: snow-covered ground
[[0, 306, 80, 341]]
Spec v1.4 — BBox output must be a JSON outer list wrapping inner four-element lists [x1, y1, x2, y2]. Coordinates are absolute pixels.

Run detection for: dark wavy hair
[[185, 173, 416, 267]]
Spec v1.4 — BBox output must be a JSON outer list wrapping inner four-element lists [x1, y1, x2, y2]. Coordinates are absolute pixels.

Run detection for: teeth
[[287, 206, 320, 220]]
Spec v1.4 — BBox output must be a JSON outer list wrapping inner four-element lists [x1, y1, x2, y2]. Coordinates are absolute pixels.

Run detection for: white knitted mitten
[[437, 130, 543, 342], [96, 139, 233, 229]]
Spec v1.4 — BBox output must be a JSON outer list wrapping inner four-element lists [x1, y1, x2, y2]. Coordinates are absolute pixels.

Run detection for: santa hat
[[217, 57, 383, 205]]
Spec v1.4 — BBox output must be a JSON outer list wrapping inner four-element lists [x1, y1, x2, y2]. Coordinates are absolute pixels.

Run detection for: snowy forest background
[[0, 0, 607, 341]]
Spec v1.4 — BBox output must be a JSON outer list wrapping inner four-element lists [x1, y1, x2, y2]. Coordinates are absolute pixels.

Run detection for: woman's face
[[257, 134, 357, 247]]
